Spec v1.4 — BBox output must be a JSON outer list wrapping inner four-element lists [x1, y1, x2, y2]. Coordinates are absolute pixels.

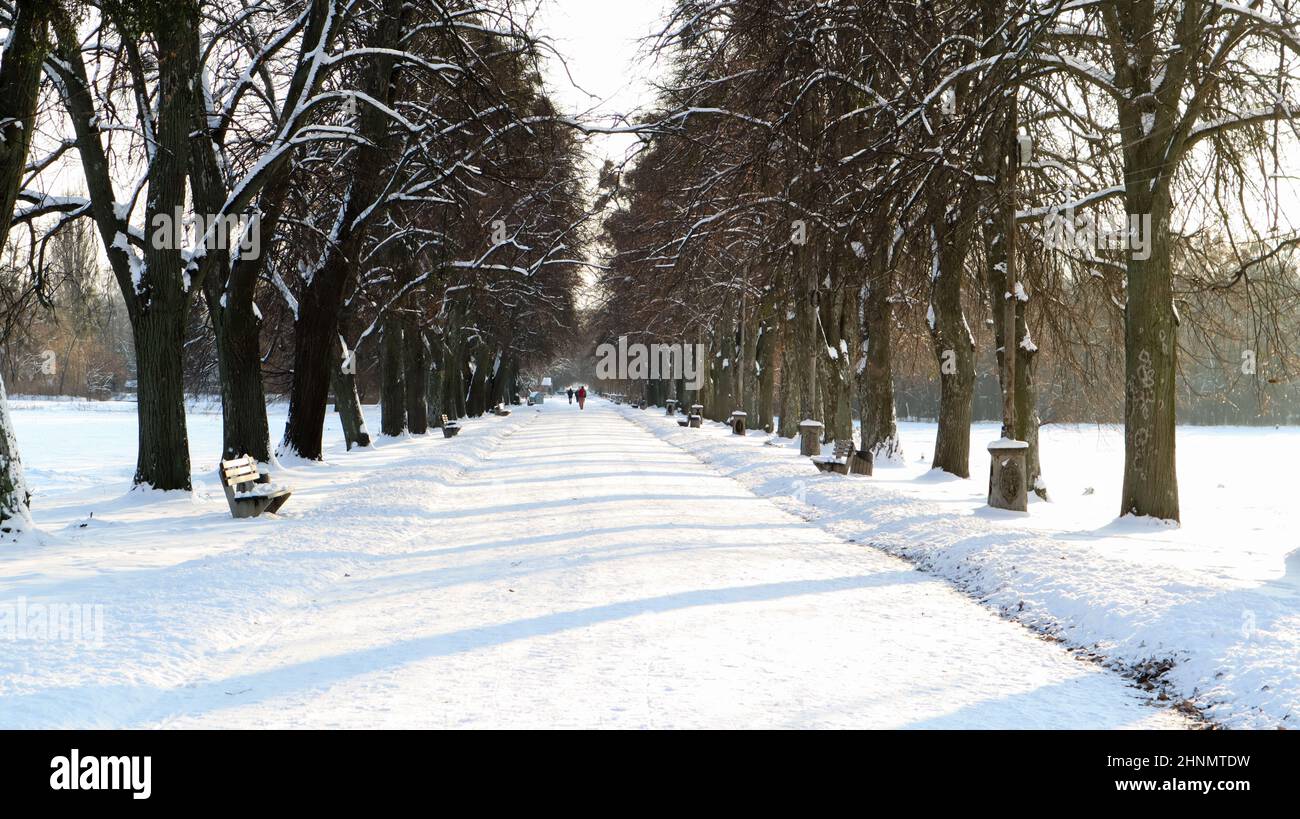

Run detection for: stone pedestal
[[730, 410, 747, 435], [987, 439, 1029, 511], [798, 420, 823, 457], [665, 399, 677, 416], [688, 414, 702, 428]]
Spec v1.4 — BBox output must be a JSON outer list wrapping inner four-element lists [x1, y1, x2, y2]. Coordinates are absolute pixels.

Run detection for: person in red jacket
[[576, 385, 586, 410]]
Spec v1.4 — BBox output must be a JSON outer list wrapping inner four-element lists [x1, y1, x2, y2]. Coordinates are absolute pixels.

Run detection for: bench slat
[[221, 454, 262, 489]]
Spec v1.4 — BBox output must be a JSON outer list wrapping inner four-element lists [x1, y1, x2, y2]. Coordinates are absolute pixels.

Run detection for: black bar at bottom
[[1, 729, 1286, 806]]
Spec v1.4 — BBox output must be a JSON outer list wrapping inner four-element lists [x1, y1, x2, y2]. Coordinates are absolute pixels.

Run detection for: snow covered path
[[2, 399, 1184, 728]]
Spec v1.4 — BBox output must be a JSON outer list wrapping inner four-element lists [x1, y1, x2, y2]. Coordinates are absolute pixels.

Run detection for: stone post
[[730, 410, 747, 435], [798, 420, 823, 457], [987, 439, 1029, 511]]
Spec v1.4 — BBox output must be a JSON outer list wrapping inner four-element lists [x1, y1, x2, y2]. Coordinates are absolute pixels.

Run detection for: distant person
[[576, 385, 586, 410], [567, 387, 574, 404]]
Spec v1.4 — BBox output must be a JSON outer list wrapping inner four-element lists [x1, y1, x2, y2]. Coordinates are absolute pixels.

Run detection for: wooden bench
[[814, 440, 858, 475], [441, 414, 461, 438], [219, 455, 292, 519]]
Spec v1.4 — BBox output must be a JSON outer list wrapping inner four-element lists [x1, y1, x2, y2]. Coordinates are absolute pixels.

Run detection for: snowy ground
[[620, 406, 1300, 729], [0, 397, 1183, 728]]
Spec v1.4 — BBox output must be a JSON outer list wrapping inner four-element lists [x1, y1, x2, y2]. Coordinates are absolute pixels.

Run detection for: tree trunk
[[330, 337, 370, 450], [984, 222, 1046, 498], [129, 0, 201, 491], [427, 357, 444, 422], [187, 49, 279, 466], [860, 265, 902, 462], [403, 324, 429, 434], [743, 318, 760, 420], [284, 275, 347, 459], [206, 292, 269, 460], [132, 305, 192, 489], [821, 281, 855, 443], [757, 317, 776, 432], [0, 374, 31, 532], [487, 350, 511, 410], [794, 259, 820, 426], [0, 0, 51, 249], [929, 223, 976, 478], [279, 0, 403, 458], [380, 317, 406, 436], [777, 308, 798, 437], [466, 348, 488, 417], [701, 328, 719, 419], [0, 0, 55, 525], [1121, 200, 1179, 519], [449, 353, 467, 419]]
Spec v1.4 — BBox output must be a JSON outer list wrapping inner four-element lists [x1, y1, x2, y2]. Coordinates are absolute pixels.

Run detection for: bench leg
[[265, 493, 292, 515], [849, 453, 873, 476], [230, 498, 272, 519]]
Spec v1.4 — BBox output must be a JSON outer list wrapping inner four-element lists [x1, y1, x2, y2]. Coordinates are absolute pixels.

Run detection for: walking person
[[567, 387, 574, 405], [576, 385, 586, 410]]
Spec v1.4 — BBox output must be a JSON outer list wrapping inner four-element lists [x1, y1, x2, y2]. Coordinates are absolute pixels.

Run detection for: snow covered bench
[[440, 414, 461, 438], [219, 455, 292, 519], [813, 439, 870, 476]]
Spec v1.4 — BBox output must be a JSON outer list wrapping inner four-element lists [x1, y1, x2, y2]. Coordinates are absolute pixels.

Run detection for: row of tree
[[1, 0, 588, 536], [590, 0, 1300, 522]]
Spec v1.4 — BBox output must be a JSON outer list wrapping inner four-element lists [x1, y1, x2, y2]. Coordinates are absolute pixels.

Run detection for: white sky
[[528, 0, 675, 306], [531, 0, 674, 172]]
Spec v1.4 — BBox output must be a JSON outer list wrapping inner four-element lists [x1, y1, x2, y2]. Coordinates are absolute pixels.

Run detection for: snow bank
[[618, 406, 1299, 728], [0, 402, 538, 727]]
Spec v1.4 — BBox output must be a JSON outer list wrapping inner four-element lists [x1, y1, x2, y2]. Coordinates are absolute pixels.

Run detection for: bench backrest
[[220, 455, 260, 488], [832, 439, 855, 459]]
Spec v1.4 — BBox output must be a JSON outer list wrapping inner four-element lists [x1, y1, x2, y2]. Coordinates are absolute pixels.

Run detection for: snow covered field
[[621, 406, 1300, 728], [0, 397, 1188, 728]]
